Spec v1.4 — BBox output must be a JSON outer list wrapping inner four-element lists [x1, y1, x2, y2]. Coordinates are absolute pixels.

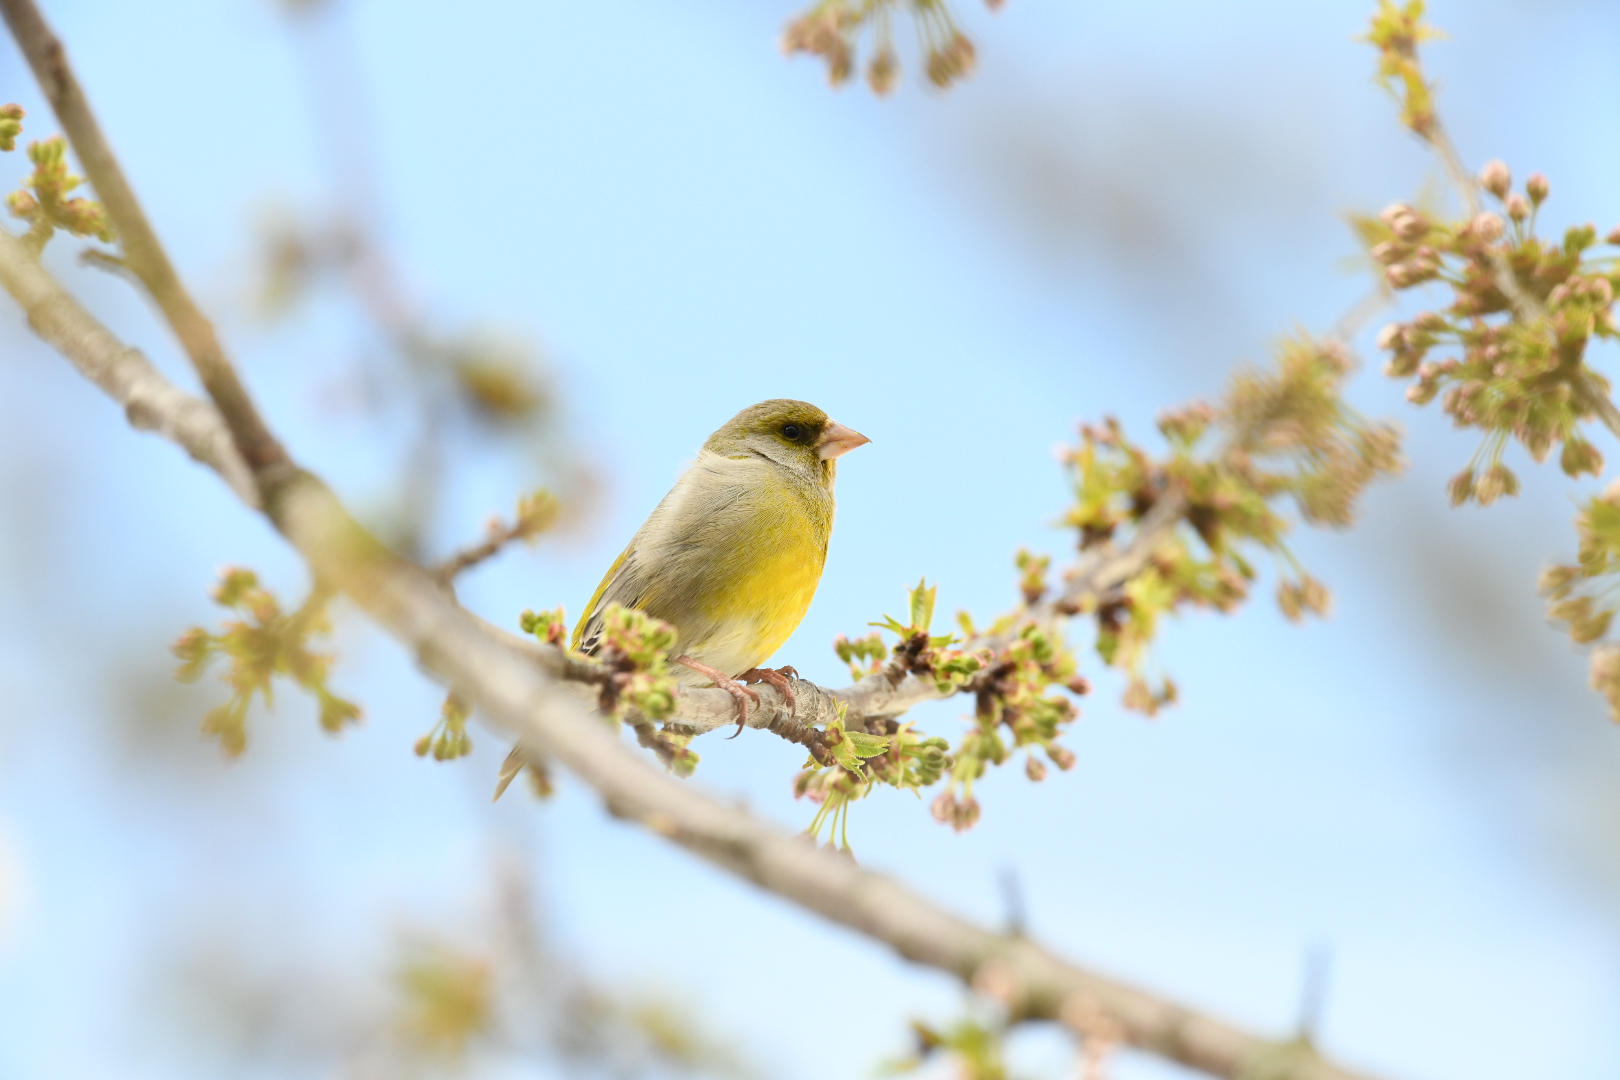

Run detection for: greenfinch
[[496, 399, 868, 798]]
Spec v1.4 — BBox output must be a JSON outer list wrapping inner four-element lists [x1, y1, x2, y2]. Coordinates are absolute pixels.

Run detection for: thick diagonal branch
[[0, 0, 288, 476]]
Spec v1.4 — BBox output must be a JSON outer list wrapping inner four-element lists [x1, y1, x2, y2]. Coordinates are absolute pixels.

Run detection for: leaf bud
[[1471, 212, 1504, 242], [1447, 468, 1475, 507], [1474, 463, 1518, 505], [1526, 172, 1549, 206], [1589, 646, 1620, 722], [1538, 564, 1580, 598], [952, 795, 981, 831], [1371, 240, 1408, 265], [1478, 160, 1511, 200], [867, 49, 898, 95], [1561, 437, 1603, 478], [1384, 350, 1421, 378], [1378, 203, 1413, 230], [1506, 194, 1530, 222], [1565, 223, 1597, 255], [6, 190, 37, 219], [1393, 210, 1430, 242], [1277, 581, 1303, 622]]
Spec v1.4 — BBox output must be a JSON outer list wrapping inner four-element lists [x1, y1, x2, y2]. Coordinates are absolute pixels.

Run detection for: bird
[[495, 399, 869, 799]]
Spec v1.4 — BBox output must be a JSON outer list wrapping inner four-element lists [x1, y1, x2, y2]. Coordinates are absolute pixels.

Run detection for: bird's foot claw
[[675, 655, 761, 738], [738, 666, 799, 717]]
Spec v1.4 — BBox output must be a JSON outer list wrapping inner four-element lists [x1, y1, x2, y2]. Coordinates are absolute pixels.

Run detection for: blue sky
[[2, 1, 1619, 1078]]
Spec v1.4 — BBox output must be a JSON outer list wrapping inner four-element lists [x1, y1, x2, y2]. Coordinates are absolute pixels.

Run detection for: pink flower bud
[[1506, 194, 1529, 222], [1371, 240, 1406, 265], [1471, 212, 1504, 242], [1526, 173, 1549, 205], [1478, 159, 1511, 199], [1393, 210, 1430, 241]]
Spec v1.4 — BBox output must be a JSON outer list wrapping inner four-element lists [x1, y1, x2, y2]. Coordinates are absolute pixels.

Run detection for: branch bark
[[0, 0, 288, 476]]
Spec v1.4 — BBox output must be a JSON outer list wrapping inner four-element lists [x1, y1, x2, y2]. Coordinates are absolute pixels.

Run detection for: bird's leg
[[737, 665, 799, 718], [674, 655, 761, 738]]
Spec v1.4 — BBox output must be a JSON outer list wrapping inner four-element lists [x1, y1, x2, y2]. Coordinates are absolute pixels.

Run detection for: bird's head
[[703, 399, 870, 483]]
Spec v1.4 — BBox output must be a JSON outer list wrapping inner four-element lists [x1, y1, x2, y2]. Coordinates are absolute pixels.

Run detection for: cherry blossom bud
[[1506, 194, 1529, 222], [1478, 160, 1511, 199], [1526, 173, 1549, 205], [1371, 240, 1407, 265], [1447, 469, 1475, 506], [867, 49, 898, 95], [1588, 646, 1620, 722], [1393, 210, 1430, 241], [1471, 212, 1504, 242], [1376, 323, 1405, 351]]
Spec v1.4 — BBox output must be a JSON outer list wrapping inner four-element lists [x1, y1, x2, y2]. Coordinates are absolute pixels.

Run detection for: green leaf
[[908, 577, 937, 632], [844, 731, 892, 758], [831, 738, 866, 773]]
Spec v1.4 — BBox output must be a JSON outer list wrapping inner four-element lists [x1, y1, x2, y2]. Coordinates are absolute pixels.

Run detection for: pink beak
[[817, 420, 871, 460]]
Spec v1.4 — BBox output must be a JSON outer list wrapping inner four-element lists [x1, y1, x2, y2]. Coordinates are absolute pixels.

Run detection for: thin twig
[[434, 519, 530, 583]]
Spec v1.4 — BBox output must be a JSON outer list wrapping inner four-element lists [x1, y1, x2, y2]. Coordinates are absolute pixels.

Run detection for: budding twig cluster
[[0, 117, 115, 249], [171, 568, 361, 756], [782, 0, 992, 96], [1367, 173, 1616, 508]]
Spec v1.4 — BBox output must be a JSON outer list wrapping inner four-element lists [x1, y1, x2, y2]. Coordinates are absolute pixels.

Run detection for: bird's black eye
[[782, 423, 802, 441]]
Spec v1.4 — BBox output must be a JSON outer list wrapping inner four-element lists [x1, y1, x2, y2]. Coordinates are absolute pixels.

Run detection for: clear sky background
[[1, 1, 1619, 1078]]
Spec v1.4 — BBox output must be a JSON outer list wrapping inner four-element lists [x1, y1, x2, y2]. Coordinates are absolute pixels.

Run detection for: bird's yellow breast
[[571, 450, 837, 680], [683, 479, 830, 675]]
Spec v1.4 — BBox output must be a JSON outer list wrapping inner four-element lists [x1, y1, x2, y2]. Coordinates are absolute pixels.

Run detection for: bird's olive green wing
[[570, 542, 635, 655]]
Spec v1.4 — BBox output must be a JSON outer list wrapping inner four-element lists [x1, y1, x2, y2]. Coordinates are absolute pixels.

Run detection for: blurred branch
[[0, 147, 1389, 1080], [0, 0, 288, 479]]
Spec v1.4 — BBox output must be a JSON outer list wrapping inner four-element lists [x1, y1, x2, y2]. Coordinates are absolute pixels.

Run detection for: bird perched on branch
[[496, 399, 869, 798]]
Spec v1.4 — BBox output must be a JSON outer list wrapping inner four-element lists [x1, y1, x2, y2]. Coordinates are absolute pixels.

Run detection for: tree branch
[[0, 0, 288, 477], [0, 204, 1389, 1080]]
